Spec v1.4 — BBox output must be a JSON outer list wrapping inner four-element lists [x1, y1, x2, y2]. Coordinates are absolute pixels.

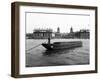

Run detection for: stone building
[[26, 33, 33, 39], [55, 27, 62, 38], [62, 27, 90, 39], [33, 29, 53, 39], [75, 29, 90, 39], [64, 27, 75, 38], [26, 27, 89, 39]]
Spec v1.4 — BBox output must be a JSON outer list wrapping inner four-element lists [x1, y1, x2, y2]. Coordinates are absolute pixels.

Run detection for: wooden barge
[[42, 38, 82, 50]]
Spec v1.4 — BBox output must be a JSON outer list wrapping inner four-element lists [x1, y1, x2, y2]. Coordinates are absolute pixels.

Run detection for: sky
[[26, 12, 90, 33]]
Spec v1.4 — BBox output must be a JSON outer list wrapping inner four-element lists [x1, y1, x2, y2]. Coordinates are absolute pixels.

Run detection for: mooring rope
[[26, 40, 48, 52], [26, 44, 42, 52]]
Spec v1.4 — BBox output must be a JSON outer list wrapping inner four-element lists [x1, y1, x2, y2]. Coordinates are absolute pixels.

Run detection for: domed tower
[[70, 27, 73, 33], [57, 27, 60, 33]]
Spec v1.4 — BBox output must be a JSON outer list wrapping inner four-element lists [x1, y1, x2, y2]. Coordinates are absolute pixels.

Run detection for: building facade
[[75, 29, 90, 39], [33, 29, 53, 39], [62, 28, 90, 39], [26, 27, 89, 39], [26, 33, 33, 39], [55, 27, 62, 38]]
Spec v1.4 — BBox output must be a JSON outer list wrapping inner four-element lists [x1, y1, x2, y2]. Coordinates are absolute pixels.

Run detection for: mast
[[48, 37, 50, 45], [48, 33, 51, 45]]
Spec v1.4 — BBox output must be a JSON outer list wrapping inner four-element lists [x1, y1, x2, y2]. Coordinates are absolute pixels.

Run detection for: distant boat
[[42, 37, 82, 50]]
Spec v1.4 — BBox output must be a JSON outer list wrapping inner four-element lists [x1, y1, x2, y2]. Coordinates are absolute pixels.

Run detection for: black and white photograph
[[25, 9, 90, 67]]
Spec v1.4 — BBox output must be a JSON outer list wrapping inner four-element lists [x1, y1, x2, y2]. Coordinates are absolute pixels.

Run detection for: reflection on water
[[43, 48, 74, 56], [26, 39, 89, 67]]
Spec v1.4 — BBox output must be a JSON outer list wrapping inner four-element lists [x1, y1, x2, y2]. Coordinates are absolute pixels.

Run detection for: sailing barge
[[42, 38, 82, 50]]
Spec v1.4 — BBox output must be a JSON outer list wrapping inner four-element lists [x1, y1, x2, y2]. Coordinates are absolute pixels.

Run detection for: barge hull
[[42, 41, 82, 50]]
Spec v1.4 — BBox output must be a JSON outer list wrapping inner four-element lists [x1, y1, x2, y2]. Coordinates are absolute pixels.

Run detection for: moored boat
[[42, 38, 82, 50]]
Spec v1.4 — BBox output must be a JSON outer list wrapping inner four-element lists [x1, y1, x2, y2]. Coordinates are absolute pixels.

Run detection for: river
[[26, 39, 89, 67]]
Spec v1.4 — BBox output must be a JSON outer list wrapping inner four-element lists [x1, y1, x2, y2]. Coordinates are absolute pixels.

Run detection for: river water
[[26, 39, 89, 67]]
